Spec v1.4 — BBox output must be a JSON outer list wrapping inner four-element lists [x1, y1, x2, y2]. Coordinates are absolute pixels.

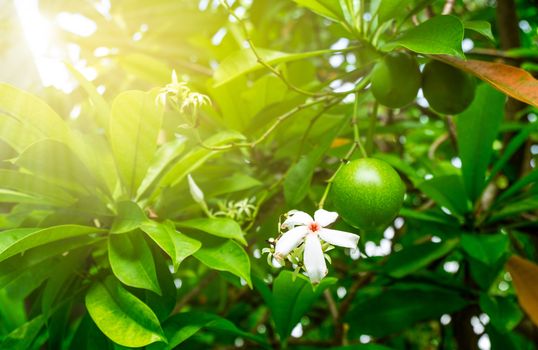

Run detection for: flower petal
[[281, 211, 313, 229], [274, 226, 308, 258], [318, 228, 360, 249], [314, 209, 338, 227], [303, 234, 328, 284]]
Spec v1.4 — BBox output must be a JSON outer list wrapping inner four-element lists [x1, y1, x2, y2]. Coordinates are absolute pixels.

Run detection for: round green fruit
[[330, 158, 405, 231], [370, 51, 421, 108], [422, 60, 476, 115]]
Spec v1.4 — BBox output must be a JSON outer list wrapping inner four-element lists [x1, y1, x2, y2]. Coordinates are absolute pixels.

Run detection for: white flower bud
[[187, 174, 204, 204]]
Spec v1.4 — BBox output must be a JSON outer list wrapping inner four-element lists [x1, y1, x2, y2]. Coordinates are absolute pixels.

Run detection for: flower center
[[309, 222, 320, 232]]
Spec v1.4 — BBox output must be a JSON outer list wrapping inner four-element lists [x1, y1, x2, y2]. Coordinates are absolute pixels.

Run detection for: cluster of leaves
[[1, 0, 538, 349]]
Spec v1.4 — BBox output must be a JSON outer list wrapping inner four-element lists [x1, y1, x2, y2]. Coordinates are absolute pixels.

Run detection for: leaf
[[417, 175, 470, 216], [384, 16, 464, 57], [292, 0, 346, 22], [0, 225, 104, 263], [437, 55, 538, 108], [464, 20, 494, 42], [85, 277, 165, 347], [461, 233, 509, 266], [108, 231, 161, 294], [497, 168, 538, 202], [0, 315, 44, 350], [375, 0, 413, 25], [176, 218, 247, 246], [457, 84, 505, 202], [141, 220, 201, 270], [506, 255, 538, 327], [15, 139, 98, 194], [109, 90, 163, 197], [147, 312, 268, 350], [271, 271, 336, 340], [383, 239, 459, 278], [479, 294, 523, 332], [214, 48, 341, 87], [193, 240, 252, 288], [347, 287, 468, 337], [110, 201, 148, 234]]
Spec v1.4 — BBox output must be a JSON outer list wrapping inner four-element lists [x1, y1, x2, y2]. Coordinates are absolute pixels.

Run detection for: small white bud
[[187, 174, 204, 204]]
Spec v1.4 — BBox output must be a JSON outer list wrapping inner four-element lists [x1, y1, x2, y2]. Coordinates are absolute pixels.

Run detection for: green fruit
[[330, 158, 405, 231], [422, 60, 476, 115], [370, 51, 421, 108]]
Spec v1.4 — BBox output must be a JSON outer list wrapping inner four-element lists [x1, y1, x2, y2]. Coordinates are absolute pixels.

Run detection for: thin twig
[[442, 0, 456, 15]]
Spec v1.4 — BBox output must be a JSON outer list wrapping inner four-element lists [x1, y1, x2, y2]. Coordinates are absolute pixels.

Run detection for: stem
[[366, 102, 378, 155], [318, 93, 367, 209]]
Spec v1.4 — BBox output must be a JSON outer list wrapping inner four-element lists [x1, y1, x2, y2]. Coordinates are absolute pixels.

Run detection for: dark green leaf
[[461, 233, 509, 266], [480, 294, 523, 332], [0, 315, 44, 350]]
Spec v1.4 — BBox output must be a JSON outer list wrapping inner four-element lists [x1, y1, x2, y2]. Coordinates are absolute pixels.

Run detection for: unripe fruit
[[370, 51, 421, 108], [330, 158, 405, 231], [422, 60, 476, 115]]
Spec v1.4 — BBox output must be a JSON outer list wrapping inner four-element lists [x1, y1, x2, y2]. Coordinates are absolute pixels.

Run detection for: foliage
[[1, 0, 538, 349]]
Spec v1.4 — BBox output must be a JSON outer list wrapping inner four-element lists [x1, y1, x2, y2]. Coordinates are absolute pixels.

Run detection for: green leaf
[[490, 197, 538, 222], [375, 0, 413, 25], [384, 15, 464, 57], [108, 231, 162, 294], [480, 294, 523, 332], [0, 315, 44, 350], [347, 287, 468, 337], [464, 20, 494, 42], [110, 201, 148, 234], [497, 169, 538, 202], [141, 220, 201, 270], [461, 233, 509, 266], [176, 218, 247, 246], [85, 277, 165, 347], [271, 271, 336, 340], [68, 313, 111, 350], [457, 84, 505, 202], [109, 90, 164, 197], [15, 139, 98, 194], [0, 289, 26, 335], [0, 225, 104, 263], [417, 175, 470, 216], [383, 239, 459, 278], [194, 240, 252, 287], [292, 0, 346, 22], [214, 48, 341, 87], [147, 312, 268, 350]]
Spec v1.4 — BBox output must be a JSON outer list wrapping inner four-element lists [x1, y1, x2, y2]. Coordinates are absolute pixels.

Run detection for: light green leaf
[[383, 239, 460, 278], [110, 201, 148, 234], [108, 231, 161, 294], [272, 271, 336, 340], [194, 240, 251, 287], [457, 84, 505, 202], [176, 218, 247, 246], [461, 233, 509, 265], [464, 20, 494, 42], [85, 277, 165, 347], [384, 15, 464, 57], [214, 48, 340, 87], [292, 0, 346, 22], [109, 90, 164, 197], [374, 0, 413, 25], [0, 225, 104, 263], [141, 220, 201, 270]]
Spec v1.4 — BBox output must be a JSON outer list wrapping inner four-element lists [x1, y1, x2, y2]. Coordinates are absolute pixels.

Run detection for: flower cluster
[[269, 209, 360, 284], [157, 70, 211, 118]]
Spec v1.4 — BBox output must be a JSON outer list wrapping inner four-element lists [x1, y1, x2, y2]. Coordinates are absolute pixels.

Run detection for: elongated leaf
[[271, 271, 336, 340], [292, 0, 346, 22], [194, 240, 251, 287], [506, 256, 538, 327], [109, 231, 161, 294], [498, 169, 538, 202], [437, 55, 538, 108], [214, 48, 341, 87], [0, 114, 43, 153], [375, 0, 413, 24], [457, 84, 505, 202], [0, 225, 104, 263], [417, 175, 470, 215], [109, 90, 163, 197], [85, 277, 165, 347], [147, 311, 268, 350], [176, 218, 246, 246], [383, 239, 459, 278], [0, 315, 44, 350], [110, 200, 148, 234], [141, 220, 201, 270], [384, 16, 464, 57]]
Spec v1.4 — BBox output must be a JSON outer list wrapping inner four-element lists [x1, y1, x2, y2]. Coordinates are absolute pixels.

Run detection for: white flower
[[187, 174, 204, 204], [274, 209, 360, 284]]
